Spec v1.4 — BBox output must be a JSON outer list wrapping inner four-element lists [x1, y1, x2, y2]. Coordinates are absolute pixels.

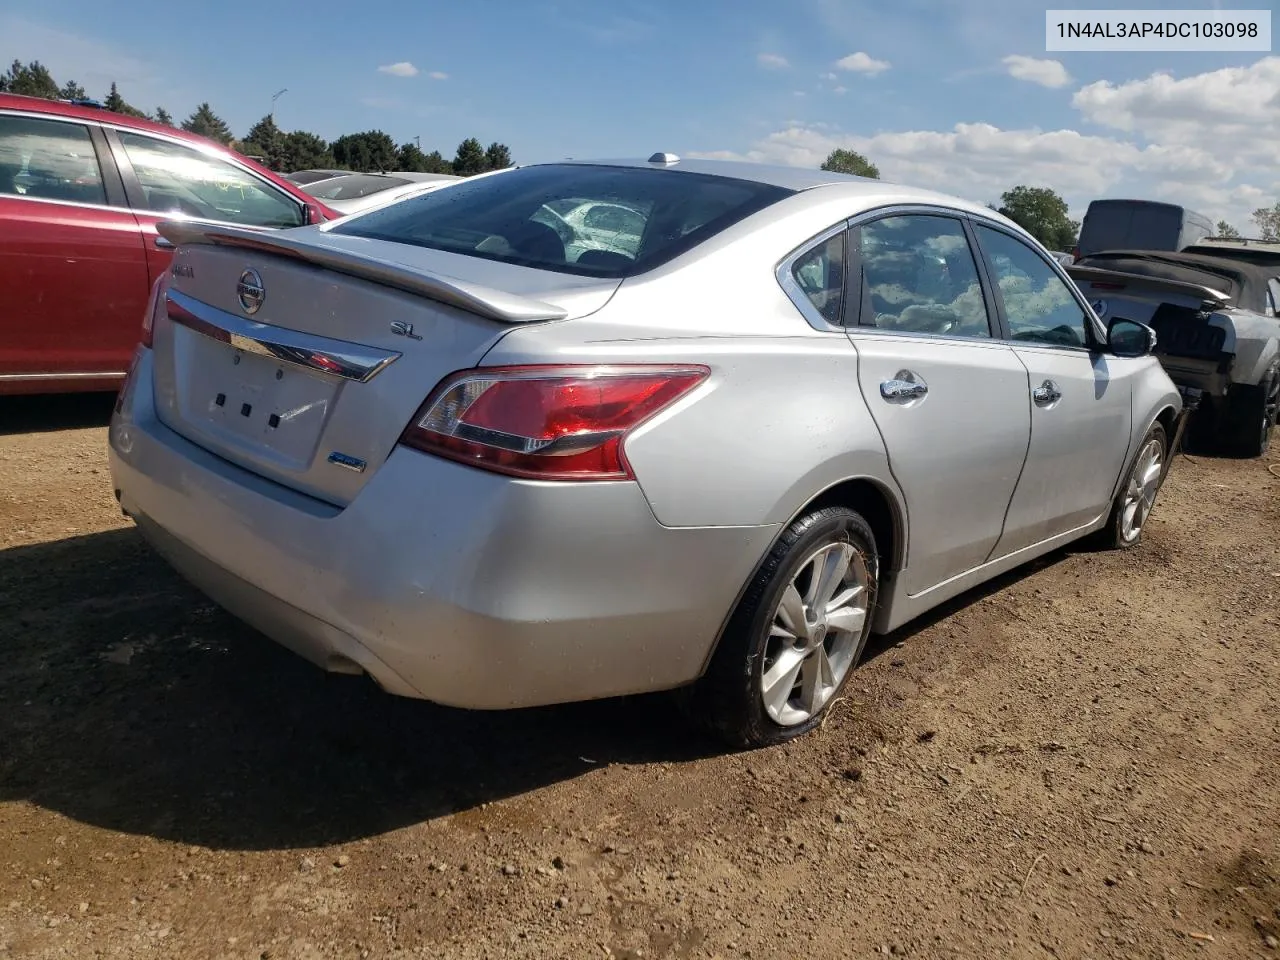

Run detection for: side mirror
[[303, 201, 326, 225], [1107, 317, 1157, 358]]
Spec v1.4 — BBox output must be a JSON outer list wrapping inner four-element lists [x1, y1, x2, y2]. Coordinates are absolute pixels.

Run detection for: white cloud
[[428, 71, 449, 80], [377, 61, 419, 77], [834, 52, 890, 76], [1073, 57, 1280, 168], [820, 72, 838, 82], [692, 58, 1280, 231], [1002, 55, 1072, 89], [833, 85, 848, 95], [757, 52, 789, 70]]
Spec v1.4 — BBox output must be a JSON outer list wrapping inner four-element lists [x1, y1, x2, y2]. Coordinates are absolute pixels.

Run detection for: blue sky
[[3, 1, 1276, 228]]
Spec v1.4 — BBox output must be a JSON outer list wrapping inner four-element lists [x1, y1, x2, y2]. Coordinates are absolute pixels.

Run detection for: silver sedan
[[108, 155, 1182, 746]]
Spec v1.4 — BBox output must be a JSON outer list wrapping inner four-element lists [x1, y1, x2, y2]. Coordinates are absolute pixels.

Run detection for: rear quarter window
[[330, 164, 792, 278]]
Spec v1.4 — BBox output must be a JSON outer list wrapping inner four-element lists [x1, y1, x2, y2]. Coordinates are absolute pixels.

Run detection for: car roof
[[0, 92, 207, 143], [544, 156, 1008, 222], [555, 155, 877, 191]]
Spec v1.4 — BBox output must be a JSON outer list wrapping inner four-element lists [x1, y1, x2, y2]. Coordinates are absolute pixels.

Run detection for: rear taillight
[[400, 364, 710, 481], [140, 275, 167, 348]]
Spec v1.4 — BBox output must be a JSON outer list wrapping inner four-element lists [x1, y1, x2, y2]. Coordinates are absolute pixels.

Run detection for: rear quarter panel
[[476, 194, 906, 535], [1224, 310, 1280, 385]]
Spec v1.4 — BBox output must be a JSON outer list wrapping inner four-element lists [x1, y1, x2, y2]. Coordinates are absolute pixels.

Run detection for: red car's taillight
[[140, 275, 167, 348], [399, 364, 710, 481]]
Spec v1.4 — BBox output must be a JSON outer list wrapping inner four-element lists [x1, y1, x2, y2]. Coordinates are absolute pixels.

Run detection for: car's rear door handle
[[880, 371, 928, 403], [153, 235, 174, 249], [1032, 379, 1062, 406]]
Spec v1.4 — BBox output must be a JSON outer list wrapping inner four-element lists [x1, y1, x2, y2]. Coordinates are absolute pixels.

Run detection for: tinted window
[[976, 225, 1089, 348], [117, 131, 303, 228], [0, 115, 105, 205], [303, 174, 411, 201], [857, 215, 991, 337], [791, 232, 845, 325], [330, 164, 792, 278], [287, 169, 348, 185]]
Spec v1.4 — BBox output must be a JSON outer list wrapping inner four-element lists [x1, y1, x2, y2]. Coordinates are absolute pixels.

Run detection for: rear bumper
[[109, 349, 778, 709], [1156, 355, 1230, 397]]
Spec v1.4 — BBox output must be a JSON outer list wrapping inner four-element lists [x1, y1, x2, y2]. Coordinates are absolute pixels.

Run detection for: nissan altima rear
[[109, 157, 1180, 747]]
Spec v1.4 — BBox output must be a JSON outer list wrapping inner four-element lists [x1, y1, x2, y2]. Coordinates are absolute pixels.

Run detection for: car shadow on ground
[[0, 392, 117, 436], [0, 519, 1074, 854], [0, 525, 728, 853]]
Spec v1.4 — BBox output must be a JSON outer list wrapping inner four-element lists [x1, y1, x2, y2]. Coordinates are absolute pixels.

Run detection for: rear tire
[[1097, 421, 1167, 550], [695, 506, 879, 748], [1223, 368, 1278, 458]]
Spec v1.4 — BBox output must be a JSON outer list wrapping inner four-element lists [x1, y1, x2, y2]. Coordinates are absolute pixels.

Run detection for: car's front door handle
[[153, 235, 174, 249], [880, 371, 929, 403], [1032, 379, 1062, 406]]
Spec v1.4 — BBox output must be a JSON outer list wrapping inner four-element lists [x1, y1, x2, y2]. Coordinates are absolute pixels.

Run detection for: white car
[[302, 172, 462, 216], [108, 155, 1183, 747]]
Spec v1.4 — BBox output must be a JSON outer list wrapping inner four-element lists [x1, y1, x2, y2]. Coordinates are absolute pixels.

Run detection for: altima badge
[[327, 451, 368, 473]]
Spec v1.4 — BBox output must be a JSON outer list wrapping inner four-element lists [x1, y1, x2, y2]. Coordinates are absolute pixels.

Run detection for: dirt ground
[[0, 394, 1277, 960]]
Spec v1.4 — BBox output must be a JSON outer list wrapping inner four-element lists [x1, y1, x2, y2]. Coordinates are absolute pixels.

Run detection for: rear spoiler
[[1065, 263, 1231, 310], [156, 220, 569, 324]]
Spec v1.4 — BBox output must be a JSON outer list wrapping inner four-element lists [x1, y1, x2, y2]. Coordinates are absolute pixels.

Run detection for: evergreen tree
[[181, 102, 234, 145], [1, 60, 60, 99], [452, 137, 487, 176], [483, 142, 512, 171]]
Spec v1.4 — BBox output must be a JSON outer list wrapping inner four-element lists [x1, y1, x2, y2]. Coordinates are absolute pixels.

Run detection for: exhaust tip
[[323, 654, 365, 677]]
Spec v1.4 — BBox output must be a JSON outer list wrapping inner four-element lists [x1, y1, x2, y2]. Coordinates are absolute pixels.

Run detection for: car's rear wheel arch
[[799, 477, 903, 576], [696, 476, 904, 678]]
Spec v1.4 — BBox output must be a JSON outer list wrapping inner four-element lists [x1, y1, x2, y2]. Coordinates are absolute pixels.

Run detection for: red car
[[0, 94, 339, 395]]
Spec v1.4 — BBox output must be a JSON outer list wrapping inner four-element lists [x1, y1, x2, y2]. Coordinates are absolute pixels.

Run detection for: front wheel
[[695, 506, 879, 748], [1099, 421, 1168, 550]]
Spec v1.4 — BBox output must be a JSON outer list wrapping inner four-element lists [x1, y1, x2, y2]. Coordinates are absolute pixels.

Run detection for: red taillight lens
[[400, 364, 710, 480], [140, 275, 167, 348]]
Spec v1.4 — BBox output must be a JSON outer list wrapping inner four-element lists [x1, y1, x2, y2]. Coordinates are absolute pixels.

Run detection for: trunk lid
[[149, 222, 619, 506], [1067, 262, 1234, 378]]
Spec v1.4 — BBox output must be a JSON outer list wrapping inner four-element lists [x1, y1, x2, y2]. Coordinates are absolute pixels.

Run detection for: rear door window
[[855, 214, 992, 337], [0, 114, 106, 205], [331, 163, 792, 277]]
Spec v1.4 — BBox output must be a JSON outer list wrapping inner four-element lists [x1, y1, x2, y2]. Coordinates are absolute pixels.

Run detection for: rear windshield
[[288, 170, 348, 185], [303, 174, 411, 201], [328, 163, 793, 278]]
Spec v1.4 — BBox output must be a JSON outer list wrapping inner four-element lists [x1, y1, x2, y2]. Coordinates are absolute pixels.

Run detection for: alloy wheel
[[760, 540, 871, 726], [1120, 436, 1164, 543]]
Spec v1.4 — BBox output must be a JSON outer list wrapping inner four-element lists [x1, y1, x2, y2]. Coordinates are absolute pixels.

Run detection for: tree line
[[0, 59, 512, 177], [819, 148, 1279, 249]]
